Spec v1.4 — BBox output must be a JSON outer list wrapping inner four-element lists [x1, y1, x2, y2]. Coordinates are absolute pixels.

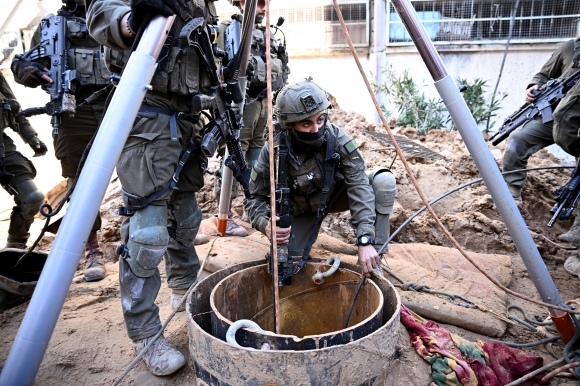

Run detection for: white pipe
[[373, 0, 387, 124], [0, 15, 175, 386]]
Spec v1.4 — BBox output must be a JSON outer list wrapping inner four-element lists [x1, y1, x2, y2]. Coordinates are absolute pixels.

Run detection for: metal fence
[[218, 1, 369, 53], [387, 0, 580, 45]]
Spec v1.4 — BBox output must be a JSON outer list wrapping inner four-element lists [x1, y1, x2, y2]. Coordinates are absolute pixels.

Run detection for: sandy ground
[[2, 77, 580, 384]]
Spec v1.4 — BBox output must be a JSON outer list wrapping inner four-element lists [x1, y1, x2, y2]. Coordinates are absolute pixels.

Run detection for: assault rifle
[[266, 140, 293, 287], [16, 10, 79, 134], [489, 69, 580, 146], [180, 2, 257, 197], [548, 162, 580, 228]]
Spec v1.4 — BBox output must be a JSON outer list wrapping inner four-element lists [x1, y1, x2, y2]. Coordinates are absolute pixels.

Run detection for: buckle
[[118, 206, 134, 217]]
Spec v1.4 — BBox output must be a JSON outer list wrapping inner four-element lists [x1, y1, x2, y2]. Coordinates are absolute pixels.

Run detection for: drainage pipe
[[0, 15, 175, 386], [389, 0, 574, 340]]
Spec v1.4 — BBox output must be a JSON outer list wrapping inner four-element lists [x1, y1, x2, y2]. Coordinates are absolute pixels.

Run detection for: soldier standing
[[244, 79, 396, 278], [214, 0, 290, 235], [0, 72, 46, 250], [87, 0, 216, 376], [11, 0, 109, 281]]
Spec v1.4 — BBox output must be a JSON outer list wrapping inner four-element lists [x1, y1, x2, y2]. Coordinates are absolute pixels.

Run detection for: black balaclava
[[290, 127, 326, 153]]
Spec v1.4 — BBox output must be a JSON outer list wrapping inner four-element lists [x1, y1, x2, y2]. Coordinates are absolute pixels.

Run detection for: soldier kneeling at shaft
[[244, 78, 396, 277]]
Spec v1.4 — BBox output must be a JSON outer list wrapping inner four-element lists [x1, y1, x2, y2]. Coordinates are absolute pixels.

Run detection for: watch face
[[358, 235, 371, 245]]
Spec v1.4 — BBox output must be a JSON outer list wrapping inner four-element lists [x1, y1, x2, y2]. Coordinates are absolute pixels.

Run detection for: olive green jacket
[[245, 123, 376, 238], [552, 38, 580, 156], [529, 39, 575, 89]]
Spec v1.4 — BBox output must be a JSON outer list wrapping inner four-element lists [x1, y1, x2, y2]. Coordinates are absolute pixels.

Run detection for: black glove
[[12, 61, 50, 88], [128, 0, 186, 32], [28, 136, 48, 156]]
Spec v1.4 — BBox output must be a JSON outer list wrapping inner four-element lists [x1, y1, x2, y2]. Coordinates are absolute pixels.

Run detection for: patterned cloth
[[400, 305, 545, 385]]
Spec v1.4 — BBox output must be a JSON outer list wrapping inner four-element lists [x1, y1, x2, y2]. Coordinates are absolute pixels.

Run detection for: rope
[[542, 361, 580, 383], [264, 0, 280, 335], [109, 236, 219, 386]]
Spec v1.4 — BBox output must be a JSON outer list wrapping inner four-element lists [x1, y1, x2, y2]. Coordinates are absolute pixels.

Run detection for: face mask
[[291, 128, 326, 153], [295, 130, 325, 141]]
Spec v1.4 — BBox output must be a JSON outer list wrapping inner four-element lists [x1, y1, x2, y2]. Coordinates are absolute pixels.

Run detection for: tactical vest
[[247, 26, 287, 92], [284, 125, 344, 214], [104, 0, 214, 97], [65, 15, 112, 87]]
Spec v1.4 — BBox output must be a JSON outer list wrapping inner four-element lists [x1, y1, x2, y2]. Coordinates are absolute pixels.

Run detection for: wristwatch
[[355, 235, 374, 246]]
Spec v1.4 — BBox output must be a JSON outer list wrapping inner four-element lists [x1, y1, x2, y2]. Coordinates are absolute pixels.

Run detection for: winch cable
[[332, 0, 580, 315], [12, 16, 151, 268], [109, 236, 219, 386]]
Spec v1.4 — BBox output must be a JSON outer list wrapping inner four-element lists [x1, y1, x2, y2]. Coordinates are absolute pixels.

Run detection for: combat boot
[[4, 241, 27, 249], [507, 184, 522, 203], [171, 288, 188, 312], [564, 255, 580, 278], [194, 233, 209, 245], [132, 335, 186, 376], [84, 231, 106, 282], [558, 216, 580, 245], [225, 215, 248, 237]]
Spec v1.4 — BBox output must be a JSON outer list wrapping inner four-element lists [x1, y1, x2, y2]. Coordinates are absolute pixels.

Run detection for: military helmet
[[274, 78, 331, 128]]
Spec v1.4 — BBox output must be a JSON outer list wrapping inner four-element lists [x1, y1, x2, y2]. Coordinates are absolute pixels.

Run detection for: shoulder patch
[[250, 168, 258, 182], [344, 139, 358, 154]]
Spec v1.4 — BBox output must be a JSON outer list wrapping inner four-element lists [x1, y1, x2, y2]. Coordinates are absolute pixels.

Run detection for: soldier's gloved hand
[[222, 58, 255, 82], [129, 0, 186, 32], [12, 61, 53, 88], [28, 136, 48, 157]]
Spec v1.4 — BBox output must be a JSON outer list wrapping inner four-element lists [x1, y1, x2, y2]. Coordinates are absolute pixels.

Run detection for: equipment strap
[[119, 138, 200, 215], [294, 129, 339, 274], [138, 104, 179, 142]]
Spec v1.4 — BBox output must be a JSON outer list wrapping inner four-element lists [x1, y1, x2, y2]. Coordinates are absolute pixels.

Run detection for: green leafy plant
[[372, 65, 508, 135], [372, 64, 446, 135], [454, 77, 507, 133]]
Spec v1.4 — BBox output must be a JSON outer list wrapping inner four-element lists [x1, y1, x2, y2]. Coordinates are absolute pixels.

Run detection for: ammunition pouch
[[64, 14, 112, 87]]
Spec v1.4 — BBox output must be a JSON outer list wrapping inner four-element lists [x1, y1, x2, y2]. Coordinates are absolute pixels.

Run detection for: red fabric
[[400, 305, 546, 385], [482, 342, 545, 385]]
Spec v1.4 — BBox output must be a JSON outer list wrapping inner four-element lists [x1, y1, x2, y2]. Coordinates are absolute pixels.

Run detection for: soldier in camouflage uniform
[[11, 0, 109, 282], [213, 0, 290, 236], [244, 79, 396, 277], [0, 73, 46, 250], [88, 0, 217, 376], [501, 38, 580, 245], [551, 40, 580, 278], [502, 39, 575, 200]]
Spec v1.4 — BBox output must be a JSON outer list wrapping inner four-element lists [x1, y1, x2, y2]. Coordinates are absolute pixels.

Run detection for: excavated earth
[[2, 106, 580, 385]]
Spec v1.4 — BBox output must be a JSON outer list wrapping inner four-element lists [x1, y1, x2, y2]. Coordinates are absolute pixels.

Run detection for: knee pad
[[367, 169, 397, 248], [367, 169, 396, 215], [15, 180, 45, 219], [503, 136, 528, 166], [172, 197, 202, 247], [126, 205, 169, 278]]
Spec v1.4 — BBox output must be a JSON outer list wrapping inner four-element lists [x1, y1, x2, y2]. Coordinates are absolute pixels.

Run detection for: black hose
[[344, 275, 365, 329], [377, 165, 574, 257], [488, 335, 561, 348]]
